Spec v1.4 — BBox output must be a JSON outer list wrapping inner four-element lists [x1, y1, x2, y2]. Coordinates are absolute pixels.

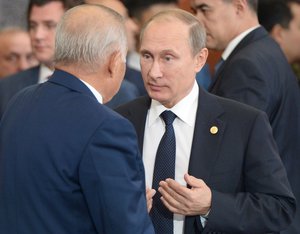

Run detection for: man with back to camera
[[116, 8, 296, 234], [0, 4, 154, 234]]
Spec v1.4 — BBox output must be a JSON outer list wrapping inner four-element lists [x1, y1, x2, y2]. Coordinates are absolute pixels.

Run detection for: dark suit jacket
[[0, 69, 154, 234], [116, 88, 296, 234], [0, 65, 140, 119], [210, 27, 300, 234]]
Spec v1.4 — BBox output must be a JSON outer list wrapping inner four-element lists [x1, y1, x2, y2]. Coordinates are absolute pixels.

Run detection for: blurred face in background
[[191, 0, 238, 50], [0, 30, 38, 79], [28, 1, 65, 68], [277, 2, 300, 63]]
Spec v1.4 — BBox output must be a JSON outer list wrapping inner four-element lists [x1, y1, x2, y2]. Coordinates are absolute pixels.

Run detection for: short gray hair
[[54, 4, 127, 71], [140, 9, 206, 56]]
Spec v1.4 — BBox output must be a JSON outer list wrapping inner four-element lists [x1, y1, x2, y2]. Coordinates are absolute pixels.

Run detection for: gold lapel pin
[[210, 126, 218, 135]]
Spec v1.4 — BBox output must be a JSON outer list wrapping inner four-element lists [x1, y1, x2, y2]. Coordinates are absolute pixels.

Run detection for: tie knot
[[160, 111, 176, 126]]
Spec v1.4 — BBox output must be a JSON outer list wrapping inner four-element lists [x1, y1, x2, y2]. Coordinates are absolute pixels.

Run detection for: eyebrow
[[140, 49, 178, 55]]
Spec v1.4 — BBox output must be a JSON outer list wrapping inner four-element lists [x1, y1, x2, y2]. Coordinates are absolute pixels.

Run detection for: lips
[[148, 83, 164, 92], [33, 44, 49, 51]]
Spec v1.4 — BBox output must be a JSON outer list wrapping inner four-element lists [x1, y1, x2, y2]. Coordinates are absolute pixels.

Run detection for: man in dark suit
[[0, 0, 139, 119], [0, 4, 154, 234], [258, 0, 300, 86], [191, 1, 300, 233], [116, 9, 296, 234]]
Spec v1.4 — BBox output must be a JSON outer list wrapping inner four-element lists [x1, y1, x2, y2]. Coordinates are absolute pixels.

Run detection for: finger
[[184, 173, 205, 189], [160, 196, 181, 214], [146, 188, 156, 200], [162, 178, 191, 199], [158, 181, 186, 210], [147, 198, 153, 213]]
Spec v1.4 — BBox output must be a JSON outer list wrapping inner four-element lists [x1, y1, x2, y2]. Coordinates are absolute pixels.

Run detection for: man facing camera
[[116, 9, 296, 234], [0, 4, 154, 234], [0, 27, 38, 79]]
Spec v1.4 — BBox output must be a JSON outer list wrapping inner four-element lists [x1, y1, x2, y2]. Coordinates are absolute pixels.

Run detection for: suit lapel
[[123, 97, 151, 154], [188, 89, 226, 183]]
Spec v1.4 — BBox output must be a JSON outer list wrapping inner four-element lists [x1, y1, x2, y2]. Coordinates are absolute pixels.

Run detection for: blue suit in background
[[0, 69, 154, 234]]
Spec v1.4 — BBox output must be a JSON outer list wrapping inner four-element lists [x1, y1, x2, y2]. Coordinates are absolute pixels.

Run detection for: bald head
[[85, 0, 126, 15], [54, 4, 127, 71]]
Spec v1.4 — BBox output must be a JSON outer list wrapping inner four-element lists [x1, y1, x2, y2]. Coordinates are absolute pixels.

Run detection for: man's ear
[[194, 48, 208, 73], [108, 50, 123, 78], [233, 0, 246, 15], [270, 24, 285, 44]]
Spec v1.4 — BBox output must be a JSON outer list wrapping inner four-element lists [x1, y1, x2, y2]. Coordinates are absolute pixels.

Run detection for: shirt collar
[[222, 25, 260, 60], [80, 79, 103, 104], [38, 64, 54, 84], [148, 81, 199, 127]]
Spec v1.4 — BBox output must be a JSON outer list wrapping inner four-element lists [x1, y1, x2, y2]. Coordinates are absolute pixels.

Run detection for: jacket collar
[[48, 69, 97, 101]]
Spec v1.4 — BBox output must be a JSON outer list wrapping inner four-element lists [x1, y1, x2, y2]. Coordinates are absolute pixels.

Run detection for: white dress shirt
[[38, 64, 53, 84], [143, 81, 199, 234], [80, 79, 103, 104], [221, 25, 260, 60]]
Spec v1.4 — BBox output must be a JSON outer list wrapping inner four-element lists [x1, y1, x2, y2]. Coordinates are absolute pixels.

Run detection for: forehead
[[29, 1, 65, 21], [142, 18, 189, 46]]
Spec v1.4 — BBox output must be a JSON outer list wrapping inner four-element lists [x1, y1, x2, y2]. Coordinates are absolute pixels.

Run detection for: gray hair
[[54, 4, 127, 71], [140, 9, 206, 56]]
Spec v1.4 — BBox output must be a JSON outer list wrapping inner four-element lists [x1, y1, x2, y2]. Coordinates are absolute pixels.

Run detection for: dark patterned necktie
[[151, 110, 177, 234]]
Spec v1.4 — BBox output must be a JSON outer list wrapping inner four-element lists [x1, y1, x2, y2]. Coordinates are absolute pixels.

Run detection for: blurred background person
[[0, 27, 38, 79], [192, 0, 300, 233], [0, 0, 138, 119], [0, 0, 82, 120], [258, 0, 300, 86]]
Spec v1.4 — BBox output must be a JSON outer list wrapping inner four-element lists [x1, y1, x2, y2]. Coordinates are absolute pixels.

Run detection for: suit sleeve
[[204, 112, 296, 233], [78, 114, 154, 234]]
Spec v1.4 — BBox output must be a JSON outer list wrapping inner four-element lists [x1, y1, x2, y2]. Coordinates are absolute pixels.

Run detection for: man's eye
[[28, 23, 37, 31], [5, 55, 18, 63], [142, 54, 151, 59], [164, 56, 173, 62], [46, 22, 57, 30]]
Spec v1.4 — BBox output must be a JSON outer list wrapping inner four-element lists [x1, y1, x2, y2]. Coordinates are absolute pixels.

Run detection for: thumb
[[184, 173, 204, 188]]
